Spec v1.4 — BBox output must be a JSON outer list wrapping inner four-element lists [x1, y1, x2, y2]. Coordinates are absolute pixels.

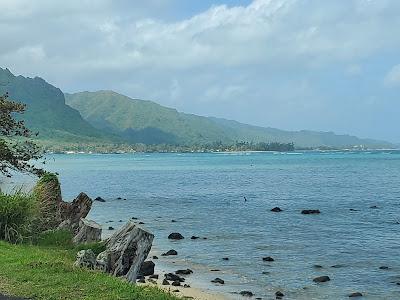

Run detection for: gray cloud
[[0, 0, 399, 142]]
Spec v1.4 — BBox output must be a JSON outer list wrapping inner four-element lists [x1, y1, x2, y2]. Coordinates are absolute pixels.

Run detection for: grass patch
[[75, 241, 106, 256], [0, 191, 37, 243], [35, 229, 74, 248], [0, 241, 179, 300]]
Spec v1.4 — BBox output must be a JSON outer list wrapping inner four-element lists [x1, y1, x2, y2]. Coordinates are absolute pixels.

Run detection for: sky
[[0, 0, 399, 143]]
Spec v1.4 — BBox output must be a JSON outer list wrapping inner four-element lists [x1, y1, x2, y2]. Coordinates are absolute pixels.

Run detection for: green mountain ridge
[[65, 90, 394, 148], [0, 67, 393, 149], [0, 68, 117, 143]]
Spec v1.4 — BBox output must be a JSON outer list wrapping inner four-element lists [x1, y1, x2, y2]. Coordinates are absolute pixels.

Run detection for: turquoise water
[[19, 151, 400, 299]]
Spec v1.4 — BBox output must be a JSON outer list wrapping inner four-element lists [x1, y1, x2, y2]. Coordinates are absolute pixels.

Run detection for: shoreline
[[140, 271, 228, 300]]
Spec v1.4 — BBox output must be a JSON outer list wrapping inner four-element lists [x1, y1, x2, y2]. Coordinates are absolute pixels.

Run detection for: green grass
[[0, 191, 37, 243], [35, 229, 74, 248], [0, 241, 180, 300]]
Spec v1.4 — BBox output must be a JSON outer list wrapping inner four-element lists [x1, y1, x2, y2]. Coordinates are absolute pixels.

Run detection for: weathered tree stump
[[33, 173, 62, 231], [58, 192, 92, 233], [72, 218, 102, 244], [104, 221, 154, 283]]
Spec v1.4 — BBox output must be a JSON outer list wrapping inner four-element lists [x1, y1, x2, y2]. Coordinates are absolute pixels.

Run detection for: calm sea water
[[9, 151, 400, 299]]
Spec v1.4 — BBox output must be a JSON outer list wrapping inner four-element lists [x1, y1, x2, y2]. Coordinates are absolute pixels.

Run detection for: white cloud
[[0, 0, 399, 141], [384, 64, 400, 87]]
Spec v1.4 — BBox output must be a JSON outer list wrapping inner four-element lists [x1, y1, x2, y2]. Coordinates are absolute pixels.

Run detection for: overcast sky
[[1, 0, 399, 142]]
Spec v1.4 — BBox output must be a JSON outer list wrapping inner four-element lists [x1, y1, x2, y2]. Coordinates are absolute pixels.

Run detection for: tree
[[0, 93, 43, 177]]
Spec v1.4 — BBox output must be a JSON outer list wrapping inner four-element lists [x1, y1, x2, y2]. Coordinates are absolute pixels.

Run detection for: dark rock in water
[[203, 237, 208, 240], [117, 197, 122, 200], [175, 269, 193, 275], [168, 232, 184, 240], [171, 220, 177, 223], [210, 269, 221, 272], [313, 275, 330, 283], [222, 257, 229, 261], [240, 291, 254, 297], [137, 278, 145, 283], [165, 273, 185, 282], [370, 205, 379, 209], [162, 279, 170, 285], [301, 209, 320, 214], [94, 197, 106, 202], [172, 280, 181, 286], [184, 284, 191, 288], [275, 291, 284, 298], [191, 236, 200, 240], [211, 278, 225, 284], [108, 226, 114, 230], [149, 274, 159, 279], [152, 255, 158, 259], [349, 292, 363, 297], [162, 249, 178, 256], [262, 271, 270, 275], [139, 261, 155, 276], [131, 217, 138, 220], [139, 222, 145, 224], [263, 256, 275, 262], [331, 264, 344, 268], [349, 209, 358, 211], [119, 220, 123, 222], [379, 266, 389, 270], [271, 207, 282, 212], [313, 265, 323, 268]]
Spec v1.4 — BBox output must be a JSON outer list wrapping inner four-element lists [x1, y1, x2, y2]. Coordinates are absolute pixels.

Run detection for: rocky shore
[[26, 175, 377, 300]]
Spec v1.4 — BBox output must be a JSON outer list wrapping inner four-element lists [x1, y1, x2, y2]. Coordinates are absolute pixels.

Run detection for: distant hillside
[[65, 91, 231, 145], [0, 68, 115, 143], [66, 90, 393, 148]]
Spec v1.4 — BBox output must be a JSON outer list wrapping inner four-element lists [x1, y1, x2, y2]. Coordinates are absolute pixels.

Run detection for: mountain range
[[0, 68, 394, 149]]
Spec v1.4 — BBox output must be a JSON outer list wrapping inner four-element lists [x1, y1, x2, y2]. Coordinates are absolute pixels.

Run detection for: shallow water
[[9, 151, 400, 299]]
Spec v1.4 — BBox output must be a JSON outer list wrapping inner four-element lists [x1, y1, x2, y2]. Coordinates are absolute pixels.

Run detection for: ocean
[[7, 151, 400, 299]]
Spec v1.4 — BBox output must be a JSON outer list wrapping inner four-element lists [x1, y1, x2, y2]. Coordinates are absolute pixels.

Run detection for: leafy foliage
[[0, 93, 43, 176]]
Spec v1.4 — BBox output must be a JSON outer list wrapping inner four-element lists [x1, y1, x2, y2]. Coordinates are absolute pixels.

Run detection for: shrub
[[0, 191, 38, 243]]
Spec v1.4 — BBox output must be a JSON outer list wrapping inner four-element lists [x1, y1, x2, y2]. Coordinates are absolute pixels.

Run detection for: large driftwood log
[[72, 218, 102, 244], [104, 221, 154, 282], [58, 192, 92, 233]]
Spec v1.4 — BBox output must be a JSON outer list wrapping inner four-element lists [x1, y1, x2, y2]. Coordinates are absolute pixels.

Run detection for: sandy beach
[[141, 280, 228, 300]]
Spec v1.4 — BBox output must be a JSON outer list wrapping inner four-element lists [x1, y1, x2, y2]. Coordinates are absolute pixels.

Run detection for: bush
[[35, 229, 73, 247], [0, 191, 38, 243]]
